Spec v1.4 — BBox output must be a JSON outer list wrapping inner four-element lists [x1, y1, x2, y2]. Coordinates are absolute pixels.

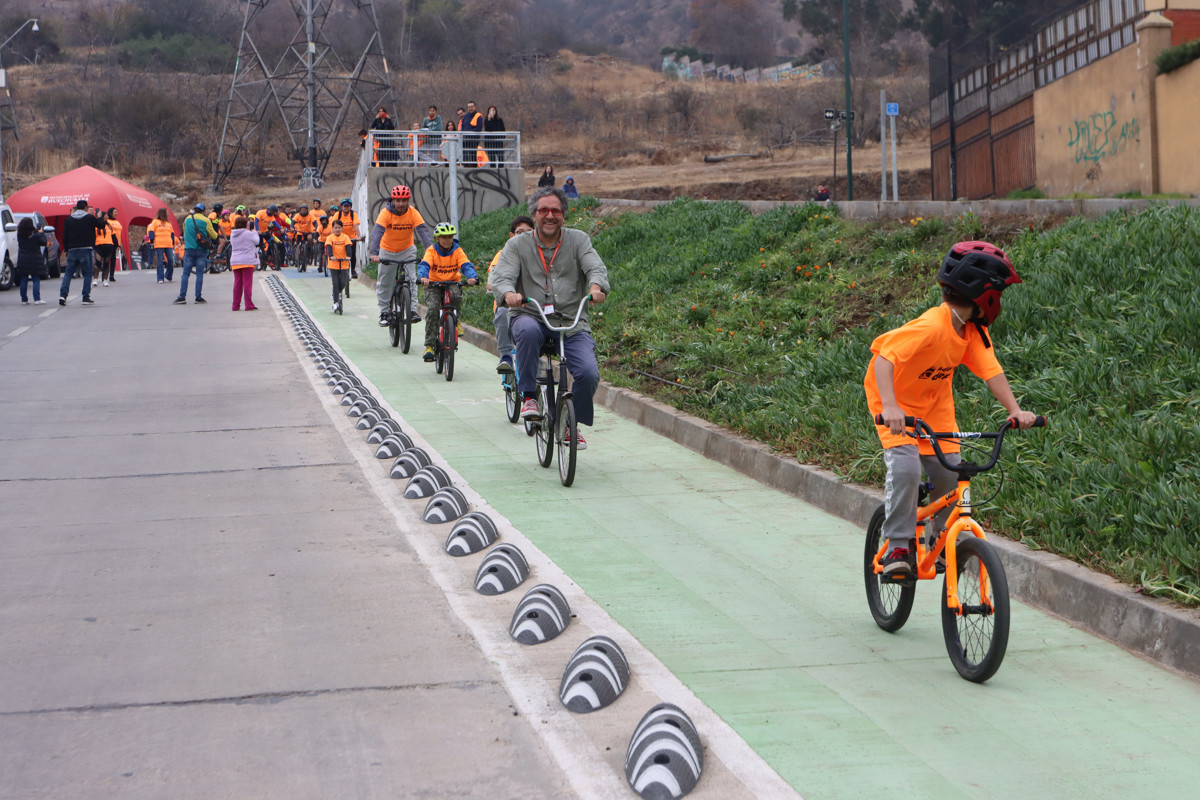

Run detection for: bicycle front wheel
[[941, 537, 1010, 683], [442, 315, 456, 381], [864, 504, 916, 632], [398, 285, 413, 353], [535, 384, 553, 468], [504, 375, 520, 423], [556, 395, 577, 486], [389, 292, 400, 348]]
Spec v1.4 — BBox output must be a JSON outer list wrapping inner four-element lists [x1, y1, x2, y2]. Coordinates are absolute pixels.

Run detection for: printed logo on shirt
[[918, 366, 955, 381]]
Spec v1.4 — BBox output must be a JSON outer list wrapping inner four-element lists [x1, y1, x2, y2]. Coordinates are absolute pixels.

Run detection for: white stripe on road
[[7, 327, 30, 338]]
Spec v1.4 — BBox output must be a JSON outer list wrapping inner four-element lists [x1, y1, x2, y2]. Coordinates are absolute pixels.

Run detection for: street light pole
[[0, 18, 39, 202], [842, 0, 853, 201]]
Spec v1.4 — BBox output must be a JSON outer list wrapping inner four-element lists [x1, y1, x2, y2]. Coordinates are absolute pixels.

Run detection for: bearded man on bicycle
[[369, 184, 433, 327], [491, 186, 609, 450]]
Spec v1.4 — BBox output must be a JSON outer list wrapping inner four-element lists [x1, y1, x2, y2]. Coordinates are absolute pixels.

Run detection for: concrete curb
[[360, 277, 1200, 682]]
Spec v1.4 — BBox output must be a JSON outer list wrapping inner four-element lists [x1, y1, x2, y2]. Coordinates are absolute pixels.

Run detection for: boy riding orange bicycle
[[864, 240, 1038, 579]]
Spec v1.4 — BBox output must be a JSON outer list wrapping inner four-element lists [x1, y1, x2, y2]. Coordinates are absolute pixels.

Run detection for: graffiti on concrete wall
[[369, 168, 525, 225], [1068, 112, 1140, 165]]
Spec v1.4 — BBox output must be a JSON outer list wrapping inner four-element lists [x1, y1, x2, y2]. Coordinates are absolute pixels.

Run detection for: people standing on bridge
[[369, 184, 433, 328], [492, 186, 609, 451], [420, 105, 443, 165], [483, 105, 505, 167], [461, 101, 485, 168], [370, 106, 397, 166], [59, 200, 108, 306]]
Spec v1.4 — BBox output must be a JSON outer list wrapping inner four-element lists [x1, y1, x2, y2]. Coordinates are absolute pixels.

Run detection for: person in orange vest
[[369, 184, 433, 327], [291, 203, 318, 272], [316, 211, 333, 274], [324, 219, 354, 314], [332, 199, 361, 279]]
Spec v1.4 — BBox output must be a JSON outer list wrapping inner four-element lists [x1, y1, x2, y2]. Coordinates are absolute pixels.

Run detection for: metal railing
[[365, 130, 522, 168]]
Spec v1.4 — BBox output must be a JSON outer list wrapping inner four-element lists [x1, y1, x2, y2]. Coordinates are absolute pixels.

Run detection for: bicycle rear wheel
[[864, 504, 916, 632], [442, 315, 456, 381], [535, 383, 553, 468], [398, 285, 413, 353], [941, 537, 1010, 683], [556, 395, 577, 486]]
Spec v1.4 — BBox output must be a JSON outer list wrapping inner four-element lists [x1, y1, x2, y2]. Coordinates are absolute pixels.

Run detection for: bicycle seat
[[538, 338, 558, 357]]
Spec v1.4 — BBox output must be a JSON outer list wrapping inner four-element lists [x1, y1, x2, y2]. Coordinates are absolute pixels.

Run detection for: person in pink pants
[[229, 215, 261, 310]]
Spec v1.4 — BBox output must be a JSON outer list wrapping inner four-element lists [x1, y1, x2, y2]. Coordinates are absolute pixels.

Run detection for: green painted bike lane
[[289, 274, 1200, 799]]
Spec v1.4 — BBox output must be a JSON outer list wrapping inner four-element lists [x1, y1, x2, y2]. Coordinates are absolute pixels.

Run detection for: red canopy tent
[[7, 166, 181, 261]]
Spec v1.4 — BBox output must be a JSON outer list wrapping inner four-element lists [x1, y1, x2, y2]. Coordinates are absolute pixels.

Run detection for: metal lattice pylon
[[211, 0, 394, 191]]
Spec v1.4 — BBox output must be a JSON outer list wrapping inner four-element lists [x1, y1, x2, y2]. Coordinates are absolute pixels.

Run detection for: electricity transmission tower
[[211, 0, 394, 192]]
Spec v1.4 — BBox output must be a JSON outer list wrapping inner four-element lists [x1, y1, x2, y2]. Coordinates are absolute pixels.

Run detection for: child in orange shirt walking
[[325, 219, 353, 314], [863, 241, 1038, 578]]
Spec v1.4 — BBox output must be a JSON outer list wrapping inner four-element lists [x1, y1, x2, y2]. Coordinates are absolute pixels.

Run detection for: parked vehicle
[[0, 201, 18, 290]]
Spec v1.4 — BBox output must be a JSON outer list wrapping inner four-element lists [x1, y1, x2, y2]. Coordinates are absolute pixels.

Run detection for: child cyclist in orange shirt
[[864, 241, 1038, 579], [418, 222, 477, 361], [325, 220, 353, 314]]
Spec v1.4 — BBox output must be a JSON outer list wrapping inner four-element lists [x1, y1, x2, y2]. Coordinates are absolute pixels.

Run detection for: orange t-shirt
[[325, 232, 353, 269], [148, 218, 175, 248], [292, 212, 316, 234], [317, 219, 332, 243], [374, 205, 425, 252], [863, 304, 1003, 454]]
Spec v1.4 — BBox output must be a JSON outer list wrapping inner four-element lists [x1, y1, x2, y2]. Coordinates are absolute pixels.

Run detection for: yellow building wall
[[1034, 45, 1153, 196], [1155, 58, 1200, 195]]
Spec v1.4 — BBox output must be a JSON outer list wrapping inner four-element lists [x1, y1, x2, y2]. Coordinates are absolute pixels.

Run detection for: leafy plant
[[1155, 37, 1200, 75]]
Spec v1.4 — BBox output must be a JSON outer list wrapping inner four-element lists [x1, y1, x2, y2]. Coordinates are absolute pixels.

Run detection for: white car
[[0, 201, 17, 290]]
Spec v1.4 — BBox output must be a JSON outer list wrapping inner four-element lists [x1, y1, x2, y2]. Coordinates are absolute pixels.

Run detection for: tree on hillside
[[690, 0, 776, 69], [780, 0, 905, 65], [901, 0, 1076, 48]]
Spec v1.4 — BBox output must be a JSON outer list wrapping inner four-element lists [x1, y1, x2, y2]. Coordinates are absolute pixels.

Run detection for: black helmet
[[936, 240, 1021, 326]]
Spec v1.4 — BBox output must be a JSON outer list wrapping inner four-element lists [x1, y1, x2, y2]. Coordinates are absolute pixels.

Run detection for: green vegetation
[[1155, 37, 1200, 75], [1006, 188, 1046, 200], [460, 199, 1200, 605]]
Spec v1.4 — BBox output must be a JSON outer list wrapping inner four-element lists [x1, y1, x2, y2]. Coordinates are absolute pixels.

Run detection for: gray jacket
[[491, 228, 609, 334]]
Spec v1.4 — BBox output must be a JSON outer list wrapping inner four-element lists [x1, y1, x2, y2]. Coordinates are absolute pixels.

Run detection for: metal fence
[[365, 130, 522, 169]]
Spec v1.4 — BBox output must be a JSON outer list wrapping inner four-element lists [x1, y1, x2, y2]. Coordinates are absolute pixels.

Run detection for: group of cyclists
[[205, 198, 363, 275]]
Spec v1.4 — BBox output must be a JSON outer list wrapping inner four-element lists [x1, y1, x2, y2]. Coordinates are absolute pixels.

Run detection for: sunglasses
[[534, 207, 564, 217]]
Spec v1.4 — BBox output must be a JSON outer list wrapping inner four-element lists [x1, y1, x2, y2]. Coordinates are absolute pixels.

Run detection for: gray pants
[[882, 445, 961, 550], [376, 246, 418, 314], [493, 306, 513, 356]]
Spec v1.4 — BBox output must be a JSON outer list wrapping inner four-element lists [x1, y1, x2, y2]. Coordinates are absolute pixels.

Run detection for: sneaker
[[379, 313, 389, 327], [158, 279, 165, 284], [34, 299, 46, 305], [81, 297, 94, 305], [496, 356, 515, 375], [103, 280, 109, 286], [519, 398, 540, 420], [575, 430, 588, 450], [882, 547, 914, 579], [173, 297, 187, 305], [21, 300, 29, 305], [423, 346, 435, 362], [59, 297, 66, 306], [194, 297, 207, 304], [333, 302, 340, 312]]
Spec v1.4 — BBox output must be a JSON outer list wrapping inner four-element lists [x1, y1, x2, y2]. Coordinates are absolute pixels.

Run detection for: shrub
[[1155, 37, 1200, 75]]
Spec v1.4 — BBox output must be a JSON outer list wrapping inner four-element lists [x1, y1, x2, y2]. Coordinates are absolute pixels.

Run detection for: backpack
[[189, 215, 216, 250]]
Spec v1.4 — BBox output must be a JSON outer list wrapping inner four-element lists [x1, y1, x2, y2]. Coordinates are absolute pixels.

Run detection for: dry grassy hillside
[[2, 48, 930, 210]]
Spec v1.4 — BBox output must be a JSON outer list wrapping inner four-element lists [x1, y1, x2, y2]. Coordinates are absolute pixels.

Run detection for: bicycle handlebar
[[872, 414, 1046, 476], [522, 296, 590, 332]]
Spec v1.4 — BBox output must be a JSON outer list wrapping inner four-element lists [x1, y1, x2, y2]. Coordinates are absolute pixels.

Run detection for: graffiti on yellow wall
[[1068, 112, 1140, 164]]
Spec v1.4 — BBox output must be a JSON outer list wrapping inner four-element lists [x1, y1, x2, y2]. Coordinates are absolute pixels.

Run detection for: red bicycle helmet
[[936, 240, 1021, 325], [391, 184, 411, 200]]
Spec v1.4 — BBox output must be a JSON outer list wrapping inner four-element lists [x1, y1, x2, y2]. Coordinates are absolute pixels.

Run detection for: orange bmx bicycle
[[864, 414, 1045, 682]]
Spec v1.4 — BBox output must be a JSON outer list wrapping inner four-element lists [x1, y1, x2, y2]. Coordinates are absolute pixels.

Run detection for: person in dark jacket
[[370, 106, 397, 166], [483, 105, 505, 167], [562, 176, 579, 199], [59, 199, 108, 306], [537, 165, 556, 188], [15, 217, 48, 304], [461, 101, 484, 167]]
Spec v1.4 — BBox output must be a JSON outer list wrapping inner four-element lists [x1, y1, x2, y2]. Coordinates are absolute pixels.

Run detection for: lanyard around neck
[[536, 235, 561, 291]]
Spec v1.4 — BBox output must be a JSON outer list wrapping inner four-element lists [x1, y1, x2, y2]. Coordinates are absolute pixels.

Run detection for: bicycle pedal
[[880, 572, 917, 587]]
